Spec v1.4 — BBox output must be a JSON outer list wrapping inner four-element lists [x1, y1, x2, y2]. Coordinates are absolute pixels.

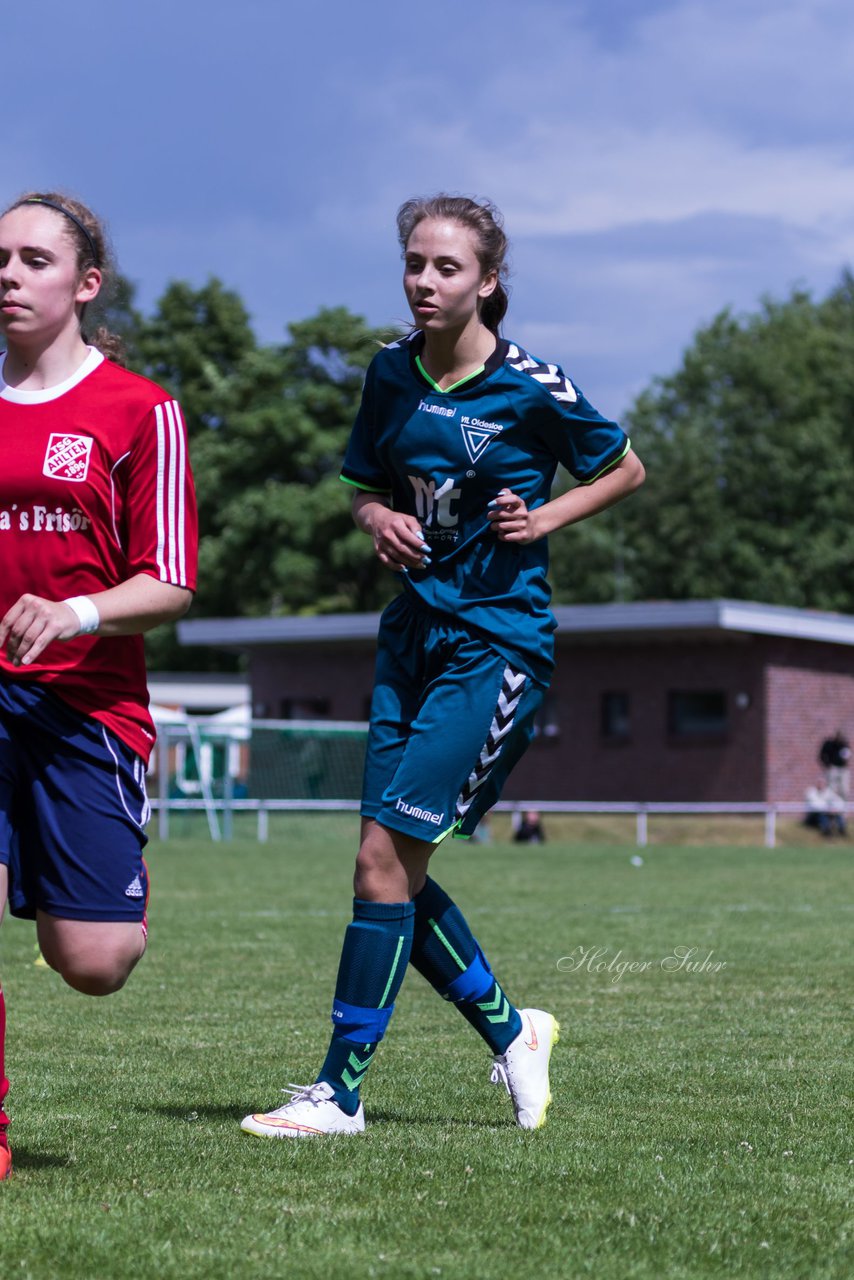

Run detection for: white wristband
[[63, 595, 101, 636]]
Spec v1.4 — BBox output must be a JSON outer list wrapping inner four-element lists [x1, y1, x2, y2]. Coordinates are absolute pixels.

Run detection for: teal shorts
[[363, 595, 546, 844]]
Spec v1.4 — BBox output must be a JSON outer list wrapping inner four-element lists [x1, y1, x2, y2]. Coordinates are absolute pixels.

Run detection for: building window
[[601, 691, 631, 742], [280, 697, 331, 720], [668, 690, 728, 739], [533, 693, 560, 742]]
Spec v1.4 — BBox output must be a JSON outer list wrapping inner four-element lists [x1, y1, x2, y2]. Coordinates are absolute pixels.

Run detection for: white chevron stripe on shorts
[[455, 666, 527, 821]]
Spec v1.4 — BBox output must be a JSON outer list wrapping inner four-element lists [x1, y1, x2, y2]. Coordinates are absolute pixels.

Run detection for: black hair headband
[[21, 197, 100, 267]]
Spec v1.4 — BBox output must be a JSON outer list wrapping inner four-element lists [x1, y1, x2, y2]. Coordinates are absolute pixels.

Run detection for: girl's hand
[[364, 506, 431, 573], [487, 489, 541, 544], [0, 594, 84, 666]]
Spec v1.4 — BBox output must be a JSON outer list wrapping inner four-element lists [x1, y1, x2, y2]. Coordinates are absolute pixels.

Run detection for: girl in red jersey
[[0, 192, 198, 1179]]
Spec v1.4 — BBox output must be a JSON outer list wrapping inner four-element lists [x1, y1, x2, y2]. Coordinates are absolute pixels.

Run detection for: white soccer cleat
[[241, 1081, 365, 1139], [490, 1008, 560, 1129]]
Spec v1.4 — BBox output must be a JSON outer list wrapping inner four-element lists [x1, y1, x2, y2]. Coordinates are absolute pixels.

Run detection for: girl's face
[[403, 218, 497, 335], [0, 204, 100, 349]]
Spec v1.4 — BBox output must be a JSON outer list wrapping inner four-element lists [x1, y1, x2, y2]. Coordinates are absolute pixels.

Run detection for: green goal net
[[156, 718, 369, 805], [244, 721, 368, 801]]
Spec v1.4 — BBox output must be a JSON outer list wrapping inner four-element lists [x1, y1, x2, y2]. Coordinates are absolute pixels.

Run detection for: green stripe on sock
[[347, 1048, 375, 1073], [341, 1046, 375, 1090], [476, 989, 504, 1014], [378, 934, 406, 1007], [341, 1067, 367, 1090], [486, 997, 510, 1024], [428, 918, 468, 972]]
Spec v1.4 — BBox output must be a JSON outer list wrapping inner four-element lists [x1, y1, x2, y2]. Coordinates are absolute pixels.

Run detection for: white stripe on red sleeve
[[154, 403, 168, 580], [154, 400, 189, 585], [163, 401, 179, 582], [172, 401, 188, 584]]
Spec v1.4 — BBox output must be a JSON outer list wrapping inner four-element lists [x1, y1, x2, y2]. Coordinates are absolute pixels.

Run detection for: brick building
[[178, 600, 854, 803]]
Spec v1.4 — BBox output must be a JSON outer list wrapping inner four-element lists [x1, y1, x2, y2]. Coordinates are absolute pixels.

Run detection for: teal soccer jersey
[[341, 333, 629, 682]]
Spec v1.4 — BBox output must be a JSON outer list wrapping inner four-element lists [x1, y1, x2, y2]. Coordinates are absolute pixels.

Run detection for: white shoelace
[[280, 1082, 331, 1106], [490, 1060, 511, 1093]]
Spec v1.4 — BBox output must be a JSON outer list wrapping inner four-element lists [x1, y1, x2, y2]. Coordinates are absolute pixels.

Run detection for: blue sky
[[5, 0, 853, 417]]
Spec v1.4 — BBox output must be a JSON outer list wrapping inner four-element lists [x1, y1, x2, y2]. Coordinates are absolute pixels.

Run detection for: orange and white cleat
[[241, 1081, 365, 1139], [490, 1008, 560, 1129]]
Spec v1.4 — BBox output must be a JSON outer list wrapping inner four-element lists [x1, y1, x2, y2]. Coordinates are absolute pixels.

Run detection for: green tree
[[549, 501, 641, 606], [131, 286, 398, 669], [552, 274, 854, 611], [620, 274, 854, 609], [87, 271, 143, 357], [190, 304, 400, 618]]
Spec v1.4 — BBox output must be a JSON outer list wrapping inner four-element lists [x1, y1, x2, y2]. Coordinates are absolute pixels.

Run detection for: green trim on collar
[[415, 354, 486, 395]]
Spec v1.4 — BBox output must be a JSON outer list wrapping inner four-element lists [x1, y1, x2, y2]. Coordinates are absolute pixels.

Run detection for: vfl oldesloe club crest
[[460, 414, 503, 465]]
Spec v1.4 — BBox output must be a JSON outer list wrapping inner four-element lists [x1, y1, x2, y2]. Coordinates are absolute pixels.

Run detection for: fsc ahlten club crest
[[42, 433, 94, 483]]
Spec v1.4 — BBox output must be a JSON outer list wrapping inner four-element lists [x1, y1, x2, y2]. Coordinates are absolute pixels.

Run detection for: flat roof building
[[178, 600, 854, 803]]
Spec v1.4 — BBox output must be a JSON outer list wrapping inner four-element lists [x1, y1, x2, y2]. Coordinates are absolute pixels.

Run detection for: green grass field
[[2, 816, 852, 1279]]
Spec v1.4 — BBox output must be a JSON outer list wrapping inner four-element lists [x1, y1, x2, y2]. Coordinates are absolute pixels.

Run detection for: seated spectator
[[818, 730, 851, 801], [804, 778, 847, 837], [512, 808, 546, 845]]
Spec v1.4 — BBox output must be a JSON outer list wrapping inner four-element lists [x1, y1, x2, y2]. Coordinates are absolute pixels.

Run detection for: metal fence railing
[[148, 792, 829, 849], [148, 720, 840, 848]]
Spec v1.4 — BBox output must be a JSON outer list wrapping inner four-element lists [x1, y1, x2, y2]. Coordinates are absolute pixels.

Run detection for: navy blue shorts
[[0, 677, 150, 922], [363, 596, 545, 844]]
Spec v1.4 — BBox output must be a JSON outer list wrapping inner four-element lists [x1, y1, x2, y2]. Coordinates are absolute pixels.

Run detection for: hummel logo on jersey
[[124, 875, 145, 899], [419, 399, 456, 419], [43, 433, 94, 483], [460, 414, 503, 464]]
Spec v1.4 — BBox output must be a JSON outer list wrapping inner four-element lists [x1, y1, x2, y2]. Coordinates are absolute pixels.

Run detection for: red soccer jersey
[[0, 348, 198, 763]]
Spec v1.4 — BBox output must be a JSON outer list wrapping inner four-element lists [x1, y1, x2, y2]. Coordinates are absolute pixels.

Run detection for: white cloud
[[346, 0, 854, 262], [9, 0, 850, 416], [499, 131, 854, 240]]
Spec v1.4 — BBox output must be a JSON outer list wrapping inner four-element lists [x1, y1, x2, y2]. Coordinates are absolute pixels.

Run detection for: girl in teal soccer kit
[[242, 195, 645, 1138]]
